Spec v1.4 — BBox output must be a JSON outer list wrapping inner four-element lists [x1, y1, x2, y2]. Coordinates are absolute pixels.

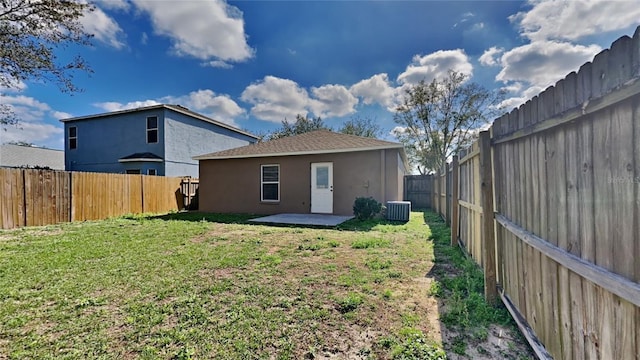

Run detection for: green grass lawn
[[0, 211, 530, 359]]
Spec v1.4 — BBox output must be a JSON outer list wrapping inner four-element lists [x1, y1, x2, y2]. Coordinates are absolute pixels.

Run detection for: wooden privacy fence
[[0, 168, 194, 229], [180, 178, 200, 209], [440, 27, 640, 359], [432, 163, 452, 225], [403, 175, 433, 209]]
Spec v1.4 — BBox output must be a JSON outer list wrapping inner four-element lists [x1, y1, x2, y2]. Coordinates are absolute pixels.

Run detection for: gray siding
[[163, 109, 255, 177], [64, 106, 256, 176], [64, 109, 165, 174]]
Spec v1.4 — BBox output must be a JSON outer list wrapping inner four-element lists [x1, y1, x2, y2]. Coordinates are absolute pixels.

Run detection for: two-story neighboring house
[[61, 104, 259, 177]]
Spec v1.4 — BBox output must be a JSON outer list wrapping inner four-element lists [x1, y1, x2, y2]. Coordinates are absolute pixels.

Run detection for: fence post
[[479, 131, 497, 304], [445, 162, 451, 225], [451, 155, 459, 247], [433, 170, 440, 215]]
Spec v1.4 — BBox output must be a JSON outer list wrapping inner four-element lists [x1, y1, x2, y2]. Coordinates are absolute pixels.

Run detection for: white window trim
[[69, 126, 77, 149], [261, 164, 280, 202], [147, 169, 157, 176], [146, 116, 158, 144]]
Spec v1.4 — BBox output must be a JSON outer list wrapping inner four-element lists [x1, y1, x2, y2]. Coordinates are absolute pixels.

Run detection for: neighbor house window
[[69, 126, 77, 149], [146, 116, 158, 143], [147, 169, 157, 176], [261, 164, 279, 202], [126, 169, 141, 174]]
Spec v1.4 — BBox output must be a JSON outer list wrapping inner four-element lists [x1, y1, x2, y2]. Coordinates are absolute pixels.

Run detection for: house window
[[126, 169, 141, 174], [69, 126, 77, 149], [147, 169, 157, 176], [146, 116, 158, 143], [261, 164, 279, 202]]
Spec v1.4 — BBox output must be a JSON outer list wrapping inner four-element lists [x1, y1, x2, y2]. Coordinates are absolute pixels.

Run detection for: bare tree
[[268, 114, 330, 140], [393, 70, 504, 174], [339, 115, 382, 138]]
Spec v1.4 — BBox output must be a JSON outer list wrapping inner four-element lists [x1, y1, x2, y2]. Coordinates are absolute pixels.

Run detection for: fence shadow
[[422, 210, 532, 358]]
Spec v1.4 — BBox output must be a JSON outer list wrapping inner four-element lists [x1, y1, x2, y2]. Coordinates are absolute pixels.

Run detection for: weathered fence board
[[444, 26, 640, 360], [0, 169, 192, 229], [403, 175, 433, 209]]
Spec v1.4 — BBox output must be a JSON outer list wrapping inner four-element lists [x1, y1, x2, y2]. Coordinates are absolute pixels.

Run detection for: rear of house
[[194, 130, 408, 215]]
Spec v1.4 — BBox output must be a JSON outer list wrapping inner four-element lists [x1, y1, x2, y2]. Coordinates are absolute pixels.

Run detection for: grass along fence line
[[0, 211, 531, 359]]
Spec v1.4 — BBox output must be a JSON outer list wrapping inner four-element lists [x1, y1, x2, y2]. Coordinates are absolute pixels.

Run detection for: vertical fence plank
[[479, 131, 497, 304], [2, 170, 187, 229], [447, 27, 640, 360], [451, 156, 459, 246]]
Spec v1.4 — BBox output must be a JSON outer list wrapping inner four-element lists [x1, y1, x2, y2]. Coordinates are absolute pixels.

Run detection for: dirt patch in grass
[[0, 211, 533, 359]]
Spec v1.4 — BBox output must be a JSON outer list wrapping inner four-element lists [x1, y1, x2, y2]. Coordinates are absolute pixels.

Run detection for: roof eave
[[193, 144, 405, 161], [60, 104, 259, 140], [118, 158, 164, 163]]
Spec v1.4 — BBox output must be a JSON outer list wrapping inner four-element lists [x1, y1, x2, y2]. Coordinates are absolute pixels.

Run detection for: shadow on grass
[[147, 211, 408, 232], [150, 211, 257, 224], [422, 211, 530, 358]]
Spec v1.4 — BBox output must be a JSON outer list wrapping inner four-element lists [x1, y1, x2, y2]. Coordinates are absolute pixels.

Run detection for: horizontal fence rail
[[438, 26, 640, 360]]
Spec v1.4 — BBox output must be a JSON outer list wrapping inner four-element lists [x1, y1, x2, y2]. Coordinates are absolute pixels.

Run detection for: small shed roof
[[193, 130, 407, 163], [60, 104, 259, 140], [118, 152, 163, 163]]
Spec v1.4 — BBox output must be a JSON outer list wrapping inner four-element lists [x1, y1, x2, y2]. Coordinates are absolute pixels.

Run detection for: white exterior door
[[311, 162, 333, 213]]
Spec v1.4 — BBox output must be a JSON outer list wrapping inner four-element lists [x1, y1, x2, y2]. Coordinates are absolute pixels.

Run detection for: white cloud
[[241, 76, 311, 122], [81, 6, 125, 49], [93, 90, 245, 126], [349, 73, 395, 108], [93, 0, 130, 11], [1, 121, 63, 147], [479, 46, 504, 66], [309, 85, 358, 118], [453, 12, 475, 28], [93, 100, 161, 112], [141, 32, 148, 45], [204, 60, 233, 69], [511, 0, 640, 42], [0, 94, 66, 148], [51, 111, 73, 120], [496, 40, 601, 90], [397, 49, 473, 85], [485, 0, 638, 110], [0, 79, 27, 93], [165, 90, 245, 126], [241, 76, 360, 122], [133, 0, 254, 63]]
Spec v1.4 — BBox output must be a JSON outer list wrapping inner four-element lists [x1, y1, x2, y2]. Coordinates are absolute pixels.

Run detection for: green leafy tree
[[269, 114, 330, 140], [339, 115, 382, 138], [393, 70, 503, 174], [0, 0, 94, 125]]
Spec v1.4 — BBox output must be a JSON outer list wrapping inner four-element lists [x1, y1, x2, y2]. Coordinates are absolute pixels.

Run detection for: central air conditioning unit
[[386, 201, 411, 222]]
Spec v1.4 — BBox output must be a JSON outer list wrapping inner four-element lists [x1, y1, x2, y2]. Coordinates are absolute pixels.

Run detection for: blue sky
[[1, 0, 639, 149]]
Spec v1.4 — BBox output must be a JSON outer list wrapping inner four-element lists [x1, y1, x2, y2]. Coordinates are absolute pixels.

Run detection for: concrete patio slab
[[249, 213, 354, 227]]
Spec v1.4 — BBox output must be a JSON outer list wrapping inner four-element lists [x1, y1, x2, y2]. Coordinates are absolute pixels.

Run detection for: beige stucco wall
[[198, 149, 405, 215]]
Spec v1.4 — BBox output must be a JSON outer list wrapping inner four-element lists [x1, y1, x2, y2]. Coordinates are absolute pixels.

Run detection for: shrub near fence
[[0, 168, 190, 229], [438, 26, 640, 359]]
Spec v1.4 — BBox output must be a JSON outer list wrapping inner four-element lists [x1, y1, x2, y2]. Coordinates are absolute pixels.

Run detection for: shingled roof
[[0, 144, 64, 169], [193, 130, 405, 160]]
